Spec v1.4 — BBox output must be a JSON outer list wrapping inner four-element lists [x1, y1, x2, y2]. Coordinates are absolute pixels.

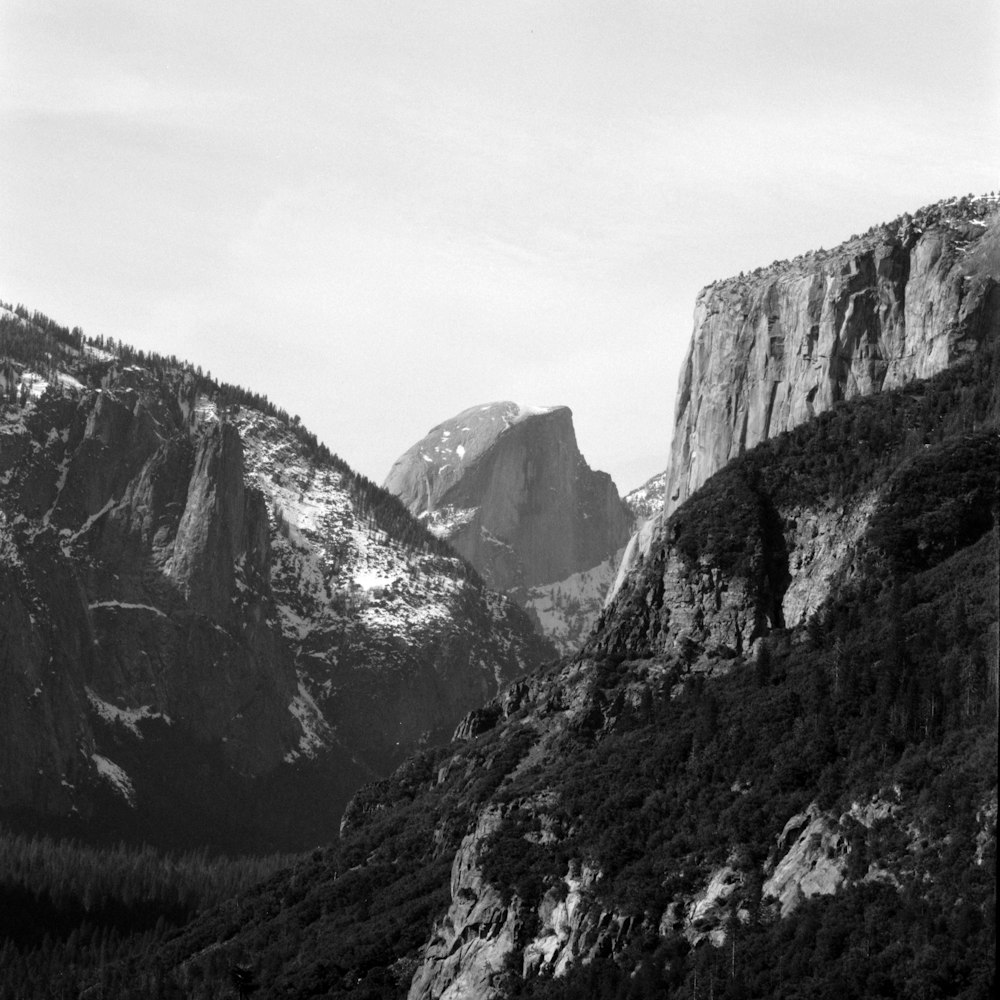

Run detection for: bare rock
[[385, 402, 633, 601], [665, 207, 1000, 515]]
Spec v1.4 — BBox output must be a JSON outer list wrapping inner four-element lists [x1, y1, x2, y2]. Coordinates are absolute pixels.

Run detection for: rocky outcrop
[[762, 794, 905, 917], [665, 199, 1000, 514], [763, 804, 851, 917], [521, 865, 633, 979], [407, 809, 632, 1000], [385, 402, 633, 601], [408, 808, 518, 1000]]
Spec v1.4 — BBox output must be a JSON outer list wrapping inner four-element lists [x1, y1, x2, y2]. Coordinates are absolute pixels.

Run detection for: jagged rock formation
[[406, 807, 516, 1000], [386, 401, 633, 654], [0, 312, 551, 850], [665, 196, 1000, 513]]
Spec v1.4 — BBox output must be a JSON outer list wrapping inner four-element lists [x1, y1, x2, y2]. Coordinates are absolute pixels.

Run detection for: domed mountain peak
[[386, 401, 572, 516], [385, 401, 630, 601]]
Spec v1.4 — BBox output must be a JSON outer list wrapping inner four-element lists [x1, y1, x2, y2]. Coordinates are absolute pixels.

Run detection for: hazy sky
[[2, 2, 997, 491]]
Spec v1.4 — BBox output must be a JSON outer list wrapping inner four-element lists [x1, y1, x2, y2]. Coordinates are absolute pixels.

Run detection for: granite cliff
[[606, 195, 1000, 602], [385, 401, 633, 653], [666, 195, 1000, 513]]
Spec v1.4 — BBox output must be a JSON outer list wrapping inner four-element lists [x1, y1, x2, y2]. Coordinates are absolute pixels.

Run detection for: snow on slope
[[624, 469, 667, 520], [524, 547, 625, 657], [524, 467, 670, 654], [232, 403, 544, 760]]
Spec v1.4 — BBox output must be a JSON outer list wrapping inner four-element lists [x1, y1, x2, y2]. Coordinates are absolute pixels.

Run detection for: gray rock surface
[[665, 203, 1000, 514], [385, 402, 633, 599]]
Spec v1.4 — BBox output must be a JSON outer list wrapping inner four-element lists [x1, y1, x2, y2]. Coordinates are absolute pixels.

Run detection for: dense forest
[[0, 830, 294, 998]]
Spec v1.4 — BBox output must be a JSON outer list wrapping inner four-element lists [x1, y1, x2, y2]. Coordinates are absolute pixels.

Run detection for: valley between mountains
[[0, 194, 997, 998]]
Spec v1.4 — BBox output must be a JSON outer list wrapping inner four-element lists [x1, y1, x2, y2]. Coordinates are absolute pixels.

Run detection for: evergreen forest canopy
[[0, 299, 994, 997]]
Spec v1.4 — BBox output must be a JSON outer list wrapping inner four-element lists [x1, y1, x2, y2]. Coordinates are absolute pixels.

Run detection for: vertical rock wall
[[665, 207, 1000, 514]]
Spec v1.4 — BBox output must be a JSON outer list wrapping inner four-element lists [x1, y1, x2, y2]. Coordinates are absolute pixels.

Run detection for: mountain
[[624, 469, 667, 521], [94, 195, 995, 1000], [519, 467, 672, 659], [3, 196, 996, 999], [385, 401, 634, 654], [608, 193, 1000, 602], [0, 306, 552, 852]]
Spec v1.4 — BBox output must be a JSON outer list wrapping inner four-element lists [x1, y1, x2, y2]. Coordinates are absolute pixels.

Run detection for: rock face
[[0, 319, 551, 850], [407, 805, 634, 1000], [386, 402, 633, 654], [407, 808, 517, 1000], [386, 402, 632, 597], [665, 199, 1000, 513]]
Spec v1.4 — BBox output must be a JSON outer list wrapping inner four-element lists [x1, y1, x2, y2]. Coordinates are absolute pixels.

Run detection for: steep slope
[[0, 306, 551, 851], [386, 401, 633, 654], [624, 469, 667, 521], [140, 328, 997, 1000], [666, 194, 1000, 514]]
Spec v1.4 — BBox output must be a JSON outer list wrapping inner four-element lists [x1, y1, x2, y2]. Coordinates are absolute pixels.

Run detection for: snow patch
[[285, 680, 332, 761], [422, 504, 478, 539], [91, 753, 136, 806], [89, 600, 168, 619], [526, 551, 623, 656], [87, 688, 172, 737], [355, 568, 393, 591]]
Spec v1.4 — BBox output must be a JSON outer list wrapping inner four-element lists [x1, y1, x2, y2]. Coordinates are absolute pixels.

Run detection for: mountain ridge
[[143, 323, 998, 1000], [0, 305, 553, 852]]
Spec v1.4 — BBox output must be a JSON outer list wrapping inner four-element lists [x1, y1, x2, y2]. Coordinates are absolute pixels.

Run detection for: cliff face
[[0, 365, 301, 831], [386, 402, 633, 656], [665, 201, 1000, 514], [386, 402, 632, 598]]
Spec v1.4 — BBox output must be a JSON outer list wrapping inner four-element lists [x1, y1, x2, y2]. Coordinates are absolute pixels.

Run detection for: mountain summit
[[385, 401, 633, 608]]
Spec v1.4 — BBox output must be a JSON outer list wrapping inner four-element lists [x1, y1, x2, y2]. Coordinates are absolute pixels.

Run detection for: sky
[[1, 2, 997, 493]]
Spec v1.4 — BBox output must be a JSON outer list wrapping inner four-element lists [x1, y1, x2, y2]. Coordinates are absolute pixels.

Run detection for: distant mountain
[[385, 401, 633, 654], [624, 469, 667, 520], [0, 305, 552, 852]]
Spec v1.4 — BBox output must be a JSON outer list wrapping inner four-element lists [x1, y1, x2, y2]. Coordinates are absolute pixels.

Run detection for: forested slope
[[106, 331, 999, 1000]]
